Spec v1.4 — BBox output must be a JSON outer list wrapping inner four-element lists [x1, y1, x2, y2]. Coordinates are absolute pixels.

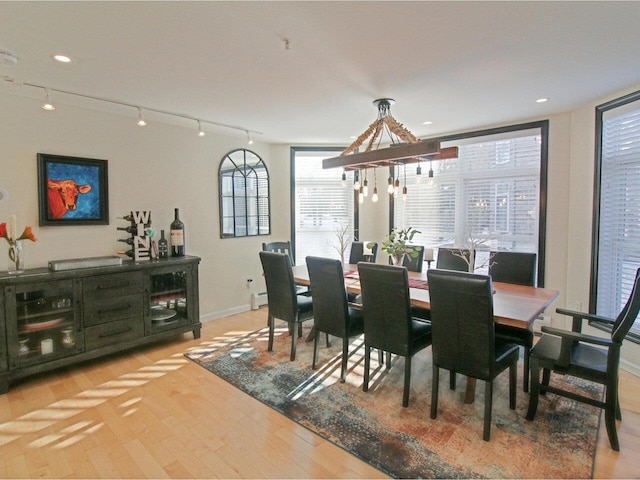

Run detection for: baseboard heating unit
[[251, 292, 268, 310]]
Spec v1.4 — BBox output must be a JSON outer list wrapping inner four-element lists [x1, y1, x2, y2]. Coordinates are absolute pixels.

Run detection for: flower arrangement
[[1, 215, 38, 273], [374, 227, 421, 265]]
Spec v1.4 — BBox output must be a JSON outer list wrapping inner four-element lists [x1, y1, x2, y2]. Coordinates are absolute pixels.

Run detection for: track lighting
[[198, 120, 205, 137], [246, 130, 254, 144], [137, 107, 147, 126], [41, 88, 55, 111]]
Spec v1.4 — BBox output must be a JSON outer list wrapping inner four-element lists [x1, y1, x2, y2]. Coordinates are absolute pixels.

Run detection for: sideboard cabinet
[[0, 255, 201, 393]]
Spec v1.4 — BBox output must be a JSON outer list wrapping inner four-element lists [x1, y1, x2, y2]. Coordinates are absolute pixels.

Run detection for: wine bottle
[[158, 230, 168, 259], [117, 213, 134, 222], [170, 208, 185, 256], [116, 249, 134, 258], [116, 226, 137, 234], [117, 237, 134, 245]]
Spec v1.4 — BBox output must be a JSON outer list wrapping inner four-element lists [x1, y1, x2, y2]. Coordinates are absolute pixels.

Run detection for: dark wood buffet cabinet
[[0, 255, 201, 393]]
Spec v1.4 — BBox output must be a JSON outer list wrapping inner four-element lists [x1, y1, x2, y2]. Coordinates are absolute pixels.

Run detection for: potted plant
[[372, 227, 421, 266]]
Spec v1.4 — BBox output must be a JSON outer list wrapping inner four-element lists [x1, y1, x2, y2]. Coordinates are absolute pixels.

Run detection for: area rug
[[185, 324, 601, 479]]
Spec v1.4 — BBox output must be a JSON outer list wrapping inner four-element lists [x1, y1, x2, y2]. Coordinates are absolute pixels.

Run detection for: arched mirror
[[219, 149, 270, 238]]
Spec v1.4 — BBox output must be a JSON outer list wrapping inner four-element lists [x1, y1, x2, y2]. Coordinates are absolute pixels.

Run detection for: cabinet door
[[4, 279, 82, 369], [146, 263, 198, 335]]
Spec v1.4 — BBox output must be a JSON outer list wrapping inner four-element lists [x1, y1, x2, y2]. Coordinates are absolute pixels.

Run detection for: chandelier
[[323, 98, 457, 171]]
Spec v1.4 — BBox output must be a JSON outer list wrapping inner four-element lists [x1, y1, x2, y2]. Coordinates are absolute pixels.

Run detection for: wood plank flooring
[[0, 309, 638, 478]]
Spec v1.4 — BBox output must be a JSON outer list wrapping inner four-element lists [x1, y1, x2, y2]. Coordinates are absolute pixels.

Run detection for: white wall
[[0, 93, 271, 321]]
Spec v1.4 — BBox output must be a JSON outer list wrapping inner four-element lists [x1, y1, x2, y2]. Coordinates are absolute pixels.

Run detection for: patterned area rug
[[185, 324, 601, 479]]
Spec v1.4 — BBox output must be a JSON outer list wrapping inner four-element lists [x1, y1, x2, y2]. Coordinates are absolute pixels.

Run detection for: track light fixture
[[137, 107, 147, 126], [198, 120, 205, 137], [246, 130, 254, 144], [41, 88, 55, 111]]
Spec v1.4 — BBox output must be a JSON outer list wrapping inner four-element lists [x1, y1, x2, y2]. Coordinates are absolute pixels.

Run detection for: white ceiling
[[1, 1, 640, 145]]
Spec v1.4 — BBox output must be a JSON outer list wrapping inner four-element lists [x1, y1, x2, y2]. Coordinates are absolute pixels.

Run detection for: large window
[[393, 122, 547, 283], [593, 90, 640, 341], [291, 147, 355, 265]]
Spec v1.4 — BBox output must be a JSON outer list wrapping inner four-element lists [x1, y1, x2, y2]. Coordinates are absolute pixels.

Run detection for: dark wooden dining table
[[291, 263, 559, 402]]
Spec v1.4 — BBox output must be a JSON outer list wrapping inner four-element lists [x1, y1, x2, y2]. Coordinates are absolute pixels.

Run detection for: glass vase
[[8, 240, 24, 274], [391, 254, 405, 266]]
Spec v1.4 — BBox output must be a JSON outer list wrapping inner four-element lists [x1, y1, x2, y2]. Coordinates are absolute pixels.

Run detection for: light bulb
[[137, 107, 147, 126], [341, 172, 347, 187], [198, 120, 205, 137], [358, 191, 364, 204], [402, 186, 408, 202], [387, 176, 394, 194], [363, 179, 369, 197], [372, 187, 379, 203], [42, 88, 55, 111]]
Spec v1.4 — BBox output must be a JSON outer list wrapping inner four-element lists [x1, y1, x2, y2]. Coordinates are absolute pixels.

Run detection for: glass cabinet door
[[5, 279, 81, 368], [147, 265, 194, 334]]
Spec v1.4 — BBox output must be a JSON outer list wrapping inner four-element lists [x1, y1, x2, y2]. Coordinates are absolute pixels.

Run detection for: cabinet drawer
[[83, 272, 143, 300], [84, 293, 143, 326], [84, 318, 144, 351]]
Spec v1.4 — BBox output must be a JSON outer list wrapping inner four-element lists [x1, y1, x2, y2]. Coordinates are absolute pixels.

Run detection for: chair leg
[[326, 333, 331, 348], [377, 349, 383, 365], [340, 336, 349, 383], [290, 322, 298, 361], [267, 314, 275, 352], [483, 380, 493, 441], [430, 364, 440, 419], [509, 362, 517, 410], [363, 345, 371, 392], [402, 356, 411, 408], [541, 368, 550, 395], [450, 371, 456, 390], [605, 378, 621, 451], [386, 351, 392, 370], [312, 333, 319, 370], [298, 322, 303, 338], [523, 346, 530, 392], [526, 356, 541, 421]]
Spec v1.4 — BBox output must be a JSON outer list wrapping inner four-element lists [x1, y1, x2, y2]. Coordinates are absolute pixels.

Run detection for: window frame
[[591, 89, 640, 343], [390, 120, 549, 285]]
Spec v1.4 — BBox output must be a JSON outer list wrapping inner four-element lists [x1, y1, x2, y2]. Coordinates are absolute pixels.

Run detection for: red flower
[[0, 222, 6, 241], [18, 226, 38, 242]]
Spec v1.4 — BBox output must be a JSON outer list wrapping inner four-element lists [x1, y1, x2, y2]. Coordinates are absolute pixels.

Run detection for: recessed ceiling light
[[422, 121, 433, 125], [53, 54, 72, 63], [536, 98, 548, 103]]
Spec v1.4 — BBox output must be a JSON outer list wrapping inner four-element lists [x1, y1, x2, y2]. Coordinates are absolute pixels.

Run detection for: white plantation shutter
[[597, 95, 640, 338], [394, 128, 542, 273], [293, 149, 355, 265]]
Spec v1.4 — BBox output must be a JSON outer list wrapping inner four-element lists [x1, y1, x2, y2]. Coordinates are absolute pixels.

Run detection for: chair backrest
[[262, 241, 294, 265], [436, 247, 472, 272], [259, 251, 297, 322], [427, 269, 496, 380], [306, 256, 350, 337], [349, 241, 378, 264], [612, 267, 640, 343], [358, 262, 413, 355], [402, 245, 425, 272], [489, 251, 537, 286]]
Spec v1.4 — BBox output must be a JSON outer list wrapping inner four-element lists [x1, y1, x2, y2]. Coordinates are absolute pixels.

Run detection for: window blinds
[[598, 99, 640, 336]]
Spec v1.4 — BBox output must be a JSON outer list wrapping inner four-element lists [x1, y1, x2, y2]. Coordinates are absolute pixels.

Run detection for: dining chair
[[489, 251, 537, 391], [358, 262, 432, 407], [526, 267, 640, 451], [262, 240, 309, 295], [305, 256, 364, 382], [259, 251, 314, 361], [402, 245, 425, 272], [435, 247, 473, 272], [349, 241, 378, 264], [427, 268, 519, 441]]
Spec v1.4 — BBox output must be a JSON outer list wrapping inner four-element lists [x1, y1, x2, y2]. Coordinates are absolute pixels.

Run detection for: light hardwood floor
[[0, 309, 638, 478]]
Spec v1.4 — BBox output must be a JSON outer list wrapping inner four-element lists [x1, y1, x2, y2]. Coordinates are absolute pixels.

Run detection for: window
[[291, 147, 355, 265], [393, 122, 547, 283], [219, 149, 270, 238], [593, 90, 640, 341]]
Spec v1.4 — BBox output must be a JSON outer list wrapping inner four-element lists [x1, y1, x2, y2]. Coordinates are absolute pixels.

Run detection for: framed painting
[[37, 153, 109, 226]]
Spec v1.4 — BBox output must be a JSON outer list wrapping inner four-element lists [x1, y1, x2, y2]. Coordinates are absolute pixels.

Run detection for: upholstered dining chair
[[526, 267, 640, 451], [305, 256, 364, 382], [348, 241, 378, 264], [263, 240, 309, 296], [358, 262, 432, 407], [402, 245, 425, 272], [259, 251, 314, 361], [427, 268, 519, 441], [435, 247, 473, 272], [489, 251, 538, 391]]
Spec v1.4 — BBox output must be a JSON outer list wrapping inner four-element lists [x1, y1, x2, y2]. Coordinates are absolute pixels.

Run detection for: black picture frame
[[37, 153, 109, 226]]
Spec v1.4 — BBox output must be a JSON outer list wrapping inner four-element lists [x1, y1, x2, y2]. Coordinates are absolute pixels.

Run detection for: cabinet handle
[[99, 327, 132, 338], [98, 304, 131, 314], [97, 283, 132, 290]]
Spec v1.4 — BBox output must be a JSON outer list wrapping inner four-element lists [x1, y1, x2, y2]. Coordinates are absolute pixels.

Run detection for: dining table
[[291, 263, 560, 403]]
